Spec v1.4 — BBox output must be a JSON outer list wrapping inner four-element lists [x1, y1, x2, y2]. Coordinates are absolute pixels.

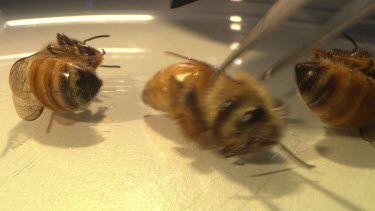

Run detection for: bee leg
[[360, 65, 375, 79], [350, 50, 372, 59], [360, 123, 375, 144], [169, 76, 209, 146], [233, 157, 247, 165], [328, 49, 350, 56], [47, 44, 66, 55], [57, 32, 76, 47], [56, 33, 83, 54], [221, 142, 250, 158], [46, 112, 56, 133]]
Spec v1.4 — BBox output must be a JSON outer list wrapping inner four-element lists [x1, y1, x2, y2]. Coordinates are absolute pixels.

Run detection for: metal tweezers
[[170, 0, 198, 9], [170, 0, 375, 80]]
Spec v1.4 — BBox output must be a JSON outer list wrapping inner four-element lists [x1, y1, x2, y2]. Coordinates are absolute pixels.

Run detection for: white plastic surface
[[0, 1, 374, 210]]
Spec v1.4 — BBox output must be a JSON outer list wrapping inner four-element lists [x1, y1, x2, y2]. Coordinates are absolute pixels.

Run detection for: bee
[[142, 52, 285, 157], [9, 33, 109, 121], [295, 34, 375, 138]]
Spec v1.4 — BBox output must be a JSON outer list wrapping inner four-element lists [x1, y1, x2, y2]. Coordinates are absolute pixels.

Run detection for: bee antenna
[[342, 33, 358, 52], [279, 143, 316, 169], [165, 51, 190, 60], [100, 65, 121, 68], [165, 51, 217, 71], [83, 35, 110, 45]]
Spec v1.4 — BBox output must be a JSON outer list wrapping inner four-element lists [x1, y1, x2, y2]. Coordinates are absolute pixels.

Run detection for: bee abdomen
[[320, 71, 375, 128], [297, 62, 375, 128], [29, 58, 79, 112], [142, 62, 214, 113]]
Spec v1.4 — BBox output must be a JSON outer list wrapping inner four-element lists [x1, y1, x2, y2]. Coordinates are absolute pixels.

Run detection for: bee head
[[213, 99, 284, 157], [207, 74, 285, 157], [64, 65, 103, 108], [227, 104, 283, 156], [56, 33, 105, 69]]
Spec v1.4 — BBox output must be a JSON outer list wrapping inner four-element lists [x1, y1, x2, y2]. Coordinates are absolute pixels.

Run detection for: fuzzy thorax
[[202, 71, 285, 153]]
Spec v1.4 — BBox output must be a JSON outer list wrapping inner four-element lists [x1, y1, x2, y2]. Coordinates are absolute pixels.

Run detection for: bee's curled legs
[[47, 45, 65, 55]]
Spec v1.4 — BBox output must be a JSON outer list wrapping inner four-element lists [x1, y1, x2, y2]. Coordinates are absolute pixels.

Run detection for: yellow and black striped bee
[[295, 34, 375, 139], [9, 33, 109, 121], [142, 52, 285, 157]]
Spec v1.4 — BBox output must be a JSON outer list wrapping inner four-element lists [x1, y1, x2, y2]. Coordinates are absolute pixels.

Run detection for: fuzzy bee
[[142, 52, 285, 157], [9, 33, 109, 121], [295, 34, 375, 138]]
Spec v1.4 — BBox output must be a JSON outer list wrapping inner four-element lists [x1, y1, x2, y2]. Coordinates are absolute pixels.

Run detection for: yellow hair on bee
[[202, 71, 274, 125]]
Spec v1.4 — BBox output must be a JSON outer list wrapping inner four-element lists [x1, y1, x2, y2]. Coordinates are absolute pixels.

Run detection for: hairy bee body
[[9, 33, 104, 121], [296, 49, 375, 128], [143, 59, 284, 157]]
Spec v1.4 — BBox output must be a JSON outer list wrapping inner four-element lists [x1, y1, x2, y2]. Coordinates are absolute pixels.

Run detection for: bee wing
[[9, 58, 44, 121], [11, 94, 44, 121]]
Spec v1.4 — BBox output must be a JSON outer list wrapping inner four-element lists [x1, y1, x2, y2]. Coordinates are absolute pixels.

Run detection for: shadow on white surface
[[3, 108, 107, 156], [315, 127, 375, 168], [143, 113, 365, 210]]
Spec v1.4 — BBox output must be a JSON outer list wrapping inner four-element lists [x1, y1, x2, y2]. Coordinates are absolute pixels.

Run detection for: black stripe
[[184, 89, 207, 129], [213, 97, 239, 138], [309, 76, 336, 106], [297, 68, 325, 93], [46, 64, 65, 111], [185, 89, 200, 114], [59, 65, 79, 108], [75, 68, 102, 103]]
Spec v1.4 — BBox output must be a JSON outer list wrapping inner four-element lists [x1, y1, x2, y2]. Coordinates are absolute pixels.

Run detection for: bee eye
[[237, 106, 267, 128]]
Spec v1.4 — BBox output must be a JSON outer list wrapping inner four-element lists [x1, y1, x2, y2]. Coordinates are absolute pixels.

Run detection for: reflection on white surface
[[104, 48, 147, 54], [1, 2, 374, 210], [229, 15, 242, 22], [0, 48, 146, 60], [230, 0, 243, 2], [5, 15, 154, 27], [234, 58, 242, 65], [0, 52, 34, 60], [229, 42, 240, 50], [230, 23, 241, 31]]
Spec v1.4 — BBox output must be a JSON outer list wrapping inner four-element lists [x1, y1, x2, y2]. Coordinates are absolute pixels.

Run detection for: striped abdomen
[[296, 60, 375, 128], [28, 56, 102, 112]]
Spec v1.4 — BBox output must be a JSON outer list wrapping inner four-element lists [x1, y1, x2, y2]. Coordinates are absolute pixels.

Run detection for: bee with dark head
[[142, 52, 285, 157], [295, 34, 375, 138], [9, 33, 110, 121]]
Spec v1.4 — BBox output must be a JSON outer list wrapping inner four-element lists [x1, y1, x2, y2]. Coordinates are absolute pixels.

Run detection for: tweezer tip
[[170, 0, 198, 8]]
